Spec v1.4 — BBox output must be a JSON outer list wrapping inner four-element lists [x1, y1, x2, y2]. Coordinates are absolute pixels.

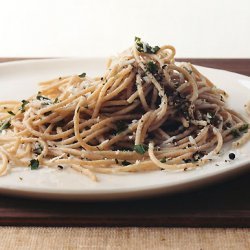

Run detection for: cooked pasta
[[0, 37, 249, 181]]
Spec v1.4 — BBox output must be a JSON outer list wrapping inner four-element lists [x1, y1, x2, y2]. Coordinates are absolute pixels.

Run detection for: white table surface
[[0, 0, 249, 58]]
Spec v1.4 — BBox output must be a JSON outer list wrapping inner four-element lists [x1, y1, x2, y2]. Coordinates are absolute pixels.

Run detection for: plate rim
[[0, 58, 250, 201], [0, 161, 249, 201]]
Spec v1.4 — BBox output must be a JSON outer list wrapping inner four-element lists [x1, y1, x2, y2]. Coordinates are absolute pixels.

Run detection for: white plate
[[0, 58, 249, 201]]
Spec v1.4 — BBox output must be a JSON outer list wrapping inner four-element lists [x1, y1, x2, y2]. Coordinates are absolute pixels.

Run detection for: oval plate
[[0, 58, 249, 200]]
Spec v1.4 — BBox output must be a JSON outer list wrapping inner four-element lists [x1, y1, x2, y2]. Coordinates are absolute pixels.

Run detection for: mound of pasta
[[0, 37, 249, 181]]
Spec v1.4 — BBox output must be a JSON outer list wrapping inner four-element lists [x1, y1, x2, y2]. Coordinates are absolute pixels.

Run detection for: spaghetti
[[0, 37, 249, 181]]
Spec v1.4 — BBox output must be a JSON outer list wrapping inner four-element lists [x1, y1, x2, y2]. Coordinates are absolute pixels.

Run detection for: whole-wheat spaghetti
[[0, 37, 249, 181]]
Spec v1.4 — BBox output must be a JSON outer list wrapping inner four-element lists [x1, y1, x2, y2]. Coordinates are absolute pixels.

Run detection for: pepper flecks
[[58, 165, 64, 170], [229, 153, 235, 160]]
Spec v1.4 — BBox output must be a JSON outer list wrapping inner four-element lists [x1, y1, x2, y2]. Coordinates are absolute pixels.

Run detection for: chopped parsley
[[0, 120, 11, 133], [29, 159, 39, 170], [19, 100, 29, 113], [7, 111, 15, 116], [146, 61, 158, 74], [135, 37, 160, 54], [121, 160, 131, 166], [116, 121, 128, 134], [134, 144, 148, 154], [230, 124, 249, 138], [78, 72, 86, 78], [54, 97, 59, 103], [239, 124, 249, 132], [230, 129, 240, 138], [160, 158, 167, 163]]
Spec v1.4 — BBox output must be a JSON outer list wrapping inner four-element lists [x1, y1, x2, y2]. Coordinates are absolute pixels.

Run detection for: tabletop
[[0, 58, 249, 249]]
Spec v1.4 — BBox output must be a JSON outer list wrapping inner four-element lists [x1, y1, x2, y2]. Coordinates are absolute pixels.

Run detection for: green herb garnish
[[54, 97, 59, 103], [135, 37, 160, 54], [230, 124, 249, 138], [134, 144, 148, 154], [19, 100, 29, 113], [146, 61, 158, 74], [121, 160, 131, 166], [0, 120, 11, 133], [78, 72, 86, 78], [239, 124, 249, 132], [7, 111, 15, 116], [29, 159, 39, 170], [160, 158, 166, 163], [230, 129, 240, 138]]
